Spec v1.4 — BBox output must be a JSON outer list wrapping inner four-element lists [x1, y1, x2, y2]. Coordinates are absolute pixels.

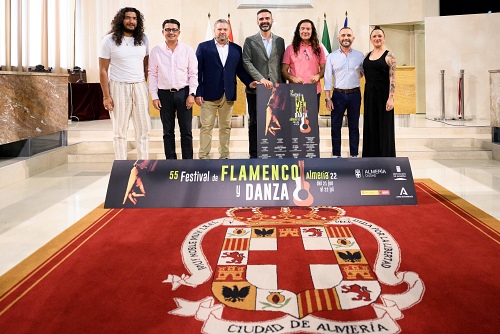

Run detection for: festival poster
[[257, 84, 319, 158], [104, 158, 417, 208]]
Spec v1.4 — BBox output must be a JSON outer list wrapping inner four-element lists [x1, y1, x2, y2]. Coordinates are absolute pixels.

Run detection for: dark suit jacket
[[242, 32, 286, 94], [195, 39, 253, 101]]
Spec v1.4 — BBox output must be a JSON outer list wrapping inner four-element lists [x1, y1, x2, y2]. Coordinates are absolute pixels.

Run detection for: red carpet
[[0, 179, 499, 333]]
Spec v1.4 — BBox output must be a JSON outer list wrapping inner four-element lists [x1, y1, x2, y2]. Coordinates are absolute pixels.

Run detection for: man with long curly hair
[[282, 19, 326, 111], [99, 7, 151, 160]]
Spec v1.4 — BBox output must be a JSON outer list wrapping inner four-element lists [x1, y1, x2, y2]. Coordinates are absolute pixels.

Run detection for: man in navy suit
[[195, 19, 257, 159]]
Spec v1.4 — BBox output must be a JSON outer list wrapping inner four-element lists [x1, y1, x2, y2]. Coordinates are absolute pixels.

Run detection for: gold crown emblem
[[226, 206, 345, 226]]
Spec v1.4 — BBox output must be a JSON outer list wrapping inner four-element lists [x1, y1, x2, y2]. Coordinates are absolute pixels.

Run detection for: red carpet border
[[0, 179, 499, 333]]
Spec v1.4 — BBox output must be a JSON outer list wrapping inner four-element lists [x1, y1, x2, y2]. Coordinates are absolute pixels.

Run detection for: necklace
[[124, 36, 133, 46]]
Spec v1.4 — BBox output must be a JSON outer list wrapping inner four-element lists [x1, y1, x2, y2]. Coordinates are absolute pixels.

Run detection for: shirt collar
[[260, 32, 273, 41], [337, 47, 353, 54], [214, 38, 229, 47]]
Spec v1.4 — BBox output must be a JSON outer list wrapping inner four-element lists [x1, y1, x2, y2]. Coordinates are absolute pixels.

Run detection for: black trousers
[[246, 92, 258, 158], [158, 88, 193, 159]]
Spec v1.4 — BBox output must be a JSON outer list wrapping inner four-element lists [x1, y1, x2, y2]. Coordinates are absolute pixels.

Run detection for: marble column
[[0, 71, 68, 157], [490, 70, 500, 144], [0, 71, 68, 145]]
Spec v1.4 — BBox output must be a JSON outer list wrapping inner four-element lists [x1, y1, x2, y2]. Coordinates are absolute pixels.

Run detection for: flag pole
[[205, 13, 212, 41], [321, 13, 332, 53], [228, 13, 234, 42]]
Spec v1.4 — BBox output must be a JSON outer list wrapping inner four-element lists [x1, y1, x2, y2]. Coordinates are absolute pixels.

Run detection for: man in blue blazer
[[195, 19, 257, 159]]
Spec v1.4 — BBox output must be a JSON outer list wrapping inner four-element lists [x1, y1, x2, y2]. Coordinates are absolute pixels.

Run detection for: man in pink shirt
[[148, 19, 198, 159], [282, 19, 326, 111]]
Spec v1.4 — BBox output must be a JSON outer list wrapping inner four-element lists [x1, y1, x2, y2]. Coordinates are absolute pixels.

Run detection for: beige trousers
[[198, 94, 234, 159], [108, 80, 151, 160]]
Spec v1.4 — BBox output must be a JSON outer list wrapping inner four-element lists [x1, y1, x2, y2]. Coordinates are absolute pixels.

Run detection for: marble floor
[[0, 117, 499, 277]]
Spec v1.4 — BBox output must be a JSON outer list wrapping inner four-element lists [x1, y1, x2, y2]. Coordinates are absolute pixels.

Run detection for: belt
[[160, 86, 188, 93], [334, 87, 360, 94]]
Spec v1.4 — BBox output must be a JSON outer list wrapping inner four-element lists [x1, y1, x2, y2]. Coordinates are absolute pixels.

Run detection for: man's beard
[[341, 40, 352, 47], [123, 26, 136, 34], [216, 36, 228, 43], [259, 23, 272, 32]]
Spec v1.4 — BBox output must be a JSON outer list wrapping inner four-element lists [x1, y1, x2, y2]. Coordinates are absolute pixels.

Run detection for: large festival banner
[[257, 84, 319, 158], [104, 158, 417, 208]]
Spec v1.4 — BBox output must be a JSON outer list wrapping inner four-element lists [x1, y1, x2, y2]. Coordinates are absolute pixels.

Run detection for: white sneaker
[[332, 155, 340, 158]]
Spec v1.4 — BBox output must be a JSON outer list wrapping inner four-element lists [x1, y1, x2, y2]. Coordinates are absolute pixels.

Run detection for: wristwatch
[[325, 97, 331, 102]]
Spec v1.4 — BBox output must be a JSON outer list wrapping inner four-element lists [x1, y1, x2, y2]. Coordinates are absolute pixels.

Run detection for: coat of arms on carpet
[[164, 206, 425, 334]]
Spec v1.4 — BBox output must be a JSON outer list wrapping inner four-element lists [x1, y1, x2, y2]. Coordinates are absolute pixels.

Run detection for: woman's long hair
[[291, 19, 321, 58], [109, 7, 145, 46]]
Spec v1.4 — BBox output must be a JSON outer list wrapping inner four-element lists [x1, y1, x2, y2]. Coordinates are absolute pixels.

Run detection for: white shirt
[[261, 33, 273, 58], [99, 34, 149, 83], [215, 39, 229, 66]]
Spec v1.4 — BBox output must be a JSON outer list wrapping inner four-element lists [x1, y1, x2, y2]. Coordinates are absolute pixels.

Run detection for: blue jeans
[[330, 90, 361, 156]]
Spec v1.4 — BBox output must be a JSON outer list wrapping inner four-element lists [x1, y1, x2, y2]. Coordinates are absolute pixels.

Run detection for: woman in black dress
[[362, 26, 397, 157]]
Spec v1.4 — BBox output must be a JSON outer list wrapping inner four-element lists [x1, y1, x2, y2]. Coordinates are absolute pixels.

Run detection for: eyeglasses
[[303, 50, 310, 61], [164, 28, 179, 33]]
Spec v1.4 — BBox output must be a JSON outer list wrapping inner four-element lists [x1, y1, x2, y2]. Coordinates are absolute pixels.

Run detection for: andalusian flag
[[344, 11, 348, 28], [205, 13, 212, 41], [321, 13, 332, 53], [228, 13, 234, 42]]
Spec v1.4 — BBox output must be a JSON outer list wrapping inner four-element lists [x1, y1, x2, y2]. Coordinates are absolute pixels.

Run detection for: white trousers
[[108, 80, 151, 160]]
